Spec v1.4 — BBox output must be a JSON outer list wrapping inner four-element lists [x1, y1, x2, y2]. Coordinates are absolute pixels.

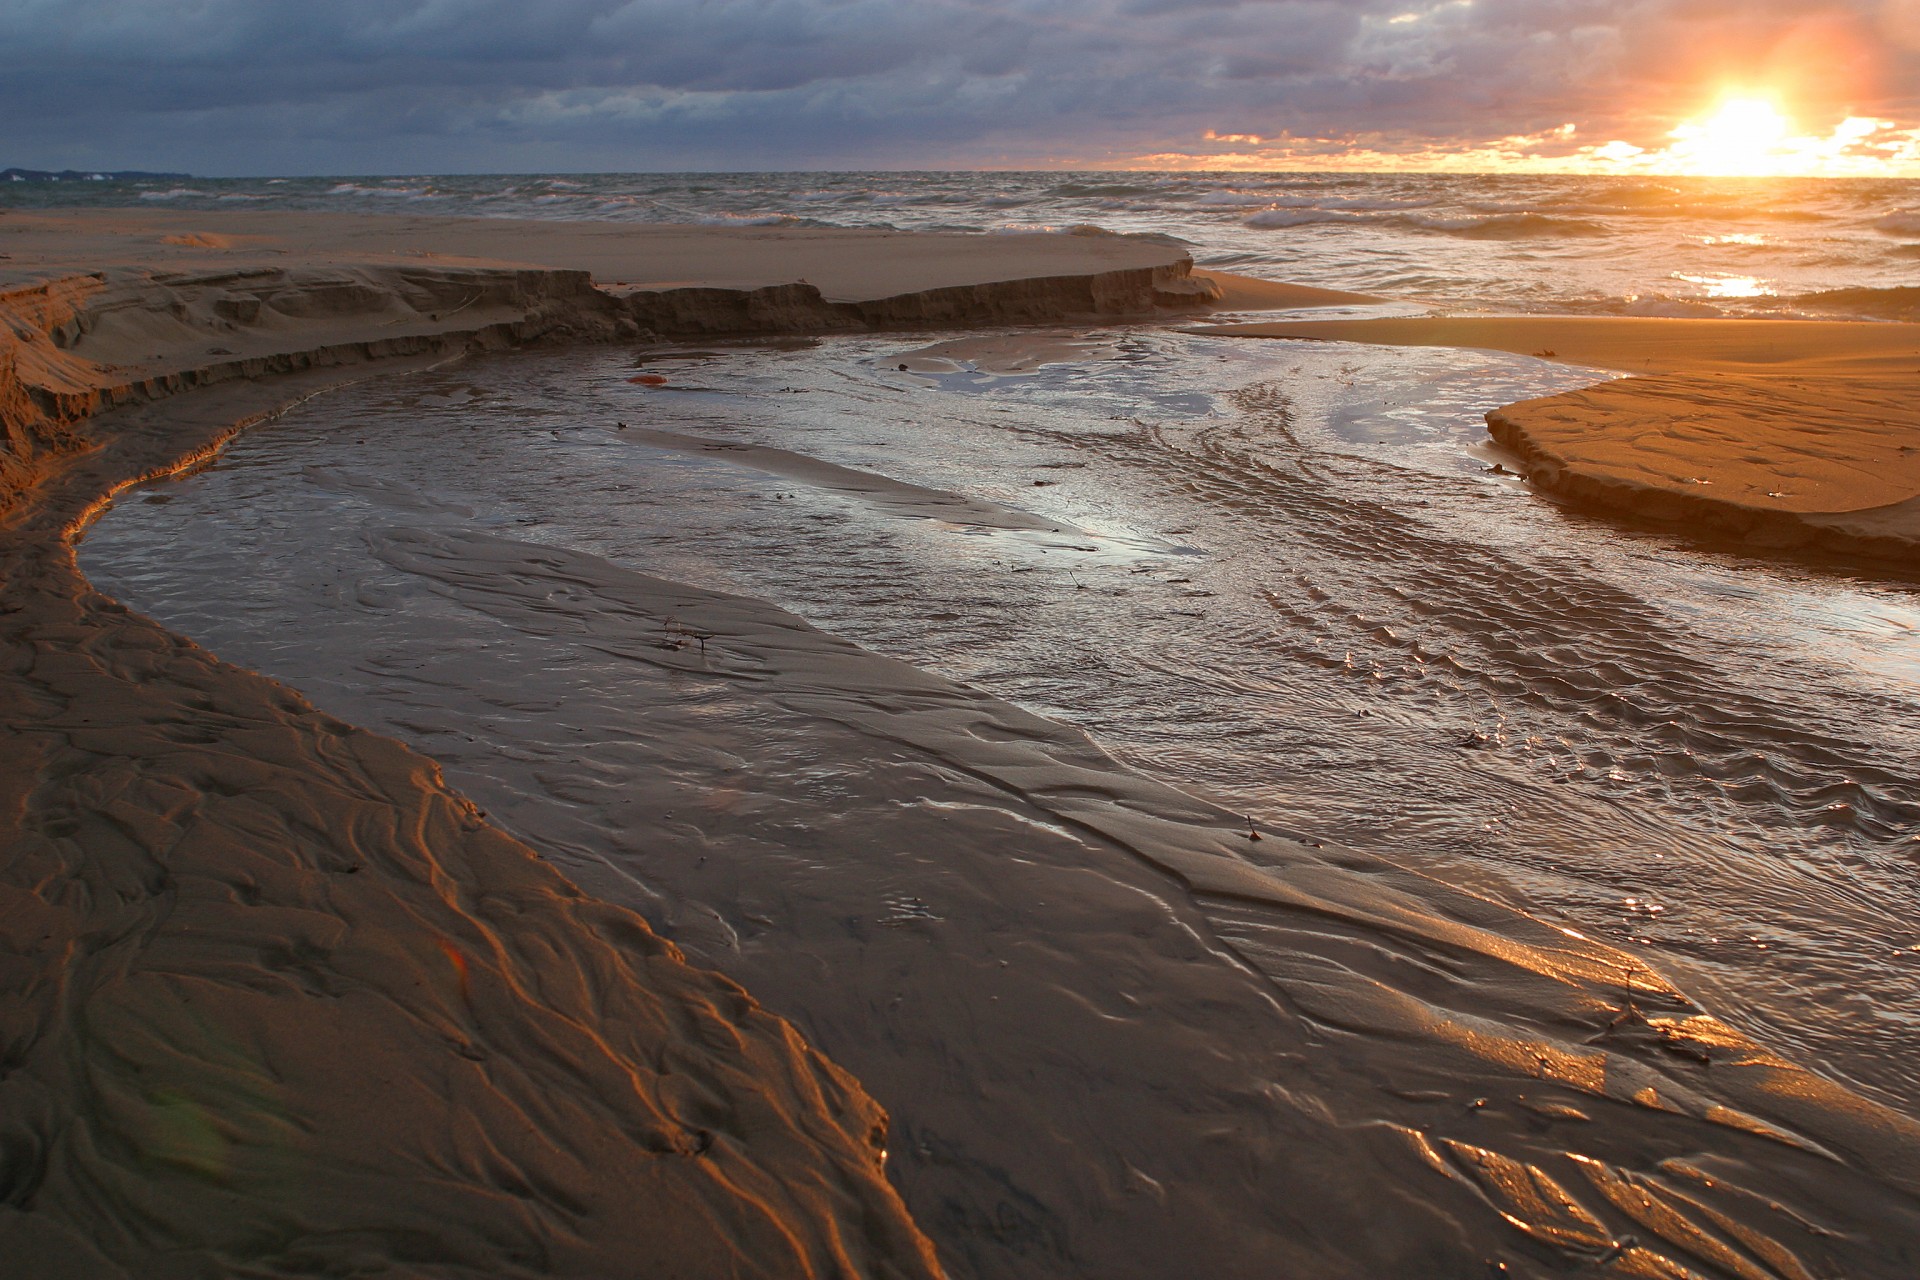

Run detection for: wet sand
[[76, 334, 1920, 1278], [1201, 315, 1920, 566], [9, 211, 1920, 1276], [0, 214, 1229, 1277]]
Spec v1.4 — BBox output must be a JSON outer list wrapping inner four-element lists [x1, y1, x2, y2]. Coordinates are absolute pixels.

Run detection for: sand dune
[[1201, 315, 1920, 566]]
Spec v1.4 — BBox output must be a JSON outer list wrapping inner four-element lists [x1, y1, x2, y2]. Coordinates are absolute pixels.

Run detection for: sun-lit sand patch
[[1201, 313, 1920, 564]]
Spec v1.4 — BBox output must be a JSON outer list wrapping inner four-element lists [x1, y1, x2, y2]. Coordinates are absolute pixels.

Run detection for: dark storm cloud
[[2, 0, 1916, 173]]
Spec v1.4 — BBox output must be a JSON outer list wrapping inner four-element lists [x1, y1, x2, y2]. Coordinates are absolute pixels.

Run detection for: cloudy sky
[[5, 0, 1919, 175]]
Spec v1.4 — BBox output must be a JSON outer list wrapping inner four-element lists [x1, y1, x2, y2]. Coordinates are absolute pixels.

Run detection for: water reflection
[[81, 329, 1920, 1115]]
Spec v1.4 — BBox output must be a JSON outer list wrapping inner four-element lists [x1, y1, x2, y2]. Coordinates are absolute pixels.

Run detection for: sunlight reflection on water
[[81, 329, 1920, 1115]]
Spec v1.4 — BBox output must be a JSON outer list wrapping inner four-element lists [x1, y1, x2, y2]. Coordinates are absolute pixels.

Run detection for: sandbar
[[1201, 314, 1920, 567]]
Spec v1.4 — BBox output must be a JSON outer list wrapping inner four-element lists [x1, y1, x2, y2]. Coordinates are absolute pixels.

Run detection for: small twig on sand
[[1608, 958, 1644, 1030], [660, 617, 715, 655]]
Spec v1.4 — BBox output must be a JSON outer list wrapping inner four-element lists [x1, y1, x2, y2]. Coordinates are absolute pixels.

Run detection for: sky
[[5, 0, 1920, 176]]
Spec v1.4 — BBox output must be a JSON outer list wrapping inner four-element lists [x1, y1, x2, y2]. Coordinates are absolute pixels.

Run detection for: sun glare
[[1666, 96, 1795, 176], [1139, 90, 1920, 175]]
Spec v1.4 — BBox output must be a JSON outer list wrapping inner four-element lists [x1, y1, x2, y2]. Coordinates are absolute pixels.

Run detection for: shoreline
[[1, 212, 1244, 1275], [1199, 315, 1920, 570], [10, 211, 1920, 1276], [1, 208, 1250, 517]]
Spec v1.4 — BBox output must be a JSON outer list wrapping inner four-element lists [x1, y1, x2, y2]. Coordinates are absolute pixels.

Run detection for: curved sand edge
[[1, 211, 1221, 515], [0, 360, 946, 1278], [1488, 376, 1920, 566], [1199, 315, 1920, 571]]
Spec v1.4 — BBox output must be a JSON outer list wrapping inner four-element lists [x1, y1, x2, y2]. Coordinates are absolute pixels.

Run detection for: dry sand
[[1201, 315, 1920, 566], [1, 207, 1233, 511], [0, 207, 1219, 300]]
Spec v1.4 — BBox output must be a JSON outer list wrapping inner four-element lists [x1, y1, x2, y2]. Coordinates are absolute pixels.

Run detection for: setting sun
[[1668, 96, 1794, 176]]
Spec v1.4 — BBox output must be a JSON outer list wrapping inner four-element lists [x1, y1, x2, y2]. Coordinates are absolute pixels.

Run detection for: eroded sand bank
[[1201, 315, 1920, 567]]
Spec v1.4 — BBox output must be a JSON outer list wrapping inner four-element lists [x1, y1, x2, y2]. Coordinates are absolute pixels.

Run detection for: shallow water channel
[[82, 329, 1920, 1276]]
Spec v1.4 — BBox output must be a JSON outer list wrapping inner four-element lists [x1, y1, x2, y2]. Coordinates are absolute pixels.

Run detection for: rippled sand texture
[[0, 371, 944, 1277], [83, 337, 1920, 1278]]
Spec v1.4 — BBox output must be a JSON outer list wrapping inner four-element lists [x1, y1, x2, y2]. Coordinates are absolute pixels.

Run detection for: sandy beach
[[9, 207, 1920, 1279]]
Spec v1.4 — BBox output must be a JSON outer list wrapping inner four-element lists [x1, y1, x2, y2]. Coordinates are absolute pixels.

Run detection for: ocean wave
[[326, 183, 431, 199], [1406, 213, 1610, 240], [1571, 292, 1730, 318], [1786, 284, 1920, 321], [1242, 208, 1608, 239], [1209, 191, 1434, 215], [691, 212, 807, 228], [1872, 212, 1920, 236], [865, 192, 983, 207], [138, 188, 205, 201], [1296, 193, 1438, 212], [1048, 182, 1167, 198], [1243, 209, 1371, 229], [1617, 297, 1729, 318]]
